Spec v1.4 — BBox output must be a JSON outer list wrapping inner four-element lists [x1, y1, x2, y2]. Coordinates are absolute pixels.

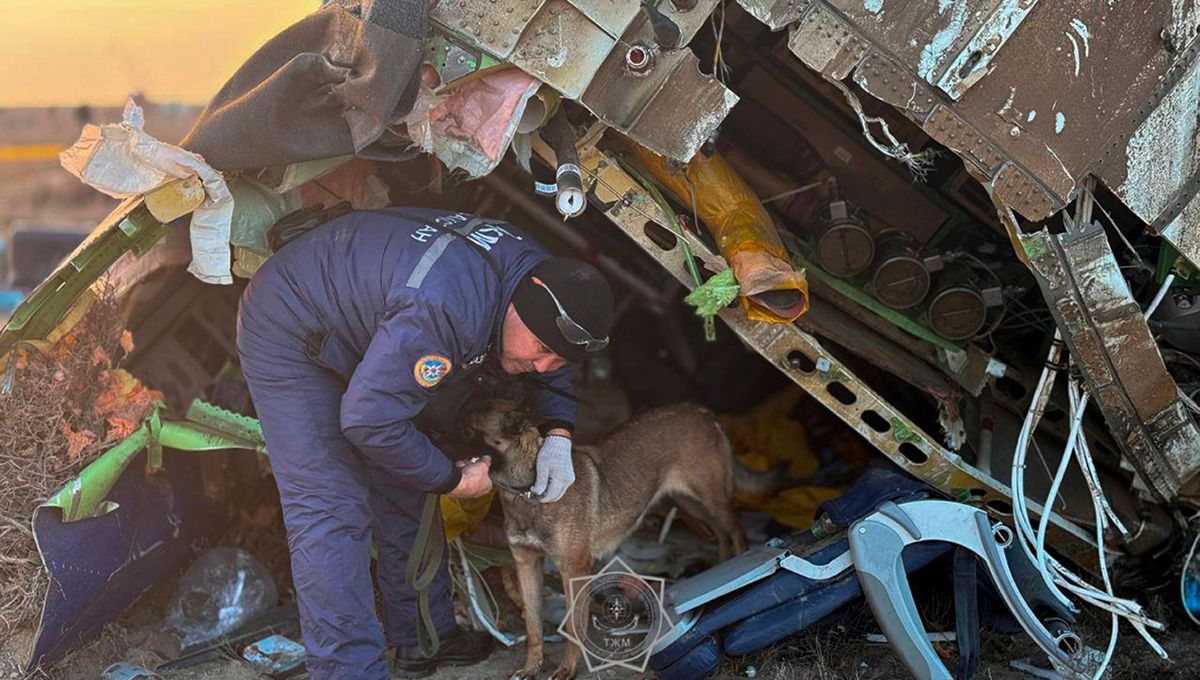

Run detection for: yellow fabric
[[440, 490, 496, 542], [751, 486, 843, 529], [722, 389, 845, 528]]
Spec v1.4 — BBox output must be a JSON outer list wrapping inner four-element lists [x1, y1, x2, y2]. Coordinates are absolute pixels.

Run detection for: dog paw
[[547, 665, 578, 680], [509, 666, 541, 680]]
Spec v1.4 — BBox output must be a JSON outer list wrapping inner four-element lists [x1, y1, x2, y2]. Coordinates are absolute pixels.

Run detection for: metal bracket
[[850, 500, 1078, 679], [1019, 222, 1200, 502], [185, 398, 266, 453]]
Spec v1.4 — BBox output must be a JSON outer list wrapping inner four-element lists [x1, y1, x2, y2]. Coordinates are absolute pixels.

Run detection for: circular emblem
[[413, 355, 452, 388], [603, 593, 634, 627], [560, 557, 673, 672]]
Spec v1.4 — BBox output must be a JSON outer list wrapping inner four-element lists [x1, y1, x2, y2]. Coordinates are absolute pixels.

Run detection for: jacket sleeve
[[526, 365, 578, 435], [340, 296, 463, 494]]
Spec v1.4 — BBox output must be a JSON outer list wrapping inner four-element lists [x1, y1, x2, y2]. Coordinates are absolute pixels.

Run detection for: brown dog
[[467, 402, 746, 680]]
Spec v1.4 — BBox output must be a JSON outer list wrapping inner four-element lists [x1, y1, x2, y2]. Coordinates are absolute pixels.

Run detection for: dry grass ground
[[0, 284, 127, 644]]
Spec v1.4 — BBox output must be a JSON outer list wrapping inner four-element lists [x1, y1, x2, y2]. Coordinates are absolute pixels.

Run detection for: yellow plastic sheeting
[[631, 145, 809, 323], [0, 143, 66, 162], [752, 486, 843, 529], [441, 490, 496, 542], [722, 389, 844, 528]]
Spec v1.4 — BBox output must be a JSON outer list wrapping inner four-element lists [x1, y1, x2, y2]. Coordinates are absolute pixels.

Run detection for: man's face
[[499, 303, 569, 375]]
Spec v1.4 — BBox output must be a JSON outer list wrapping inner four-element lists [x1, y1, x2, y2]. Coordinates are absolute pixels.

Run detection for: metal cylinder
[[1044, 618, 1082, 657], [541, 110, 585, 218], [813, 199, 874, 277], [927, 265, 987, 341], [870, 230, 930, 309]]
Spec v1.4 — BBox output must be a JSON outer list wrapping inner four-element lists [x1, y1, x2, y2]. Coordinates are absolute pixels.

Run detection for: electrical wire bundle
[[1010, 331, 1167, 678]]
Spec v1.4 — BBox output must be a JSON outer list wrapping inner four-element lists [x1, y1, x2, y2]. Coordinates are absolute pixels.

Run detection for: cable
[[1008, 336, 1168, 675], [1090, 189, 1144, 265], [1010, 334, 1074, 609], [1144, 273, 1176, 319], [1072, 383, 1120, 680], [453, 538, 521, 647], [761, 180, 827, 204], [1034, 386, 1089, 580], [828, 79, 937, 181], [1181, 531, 1200, 626]]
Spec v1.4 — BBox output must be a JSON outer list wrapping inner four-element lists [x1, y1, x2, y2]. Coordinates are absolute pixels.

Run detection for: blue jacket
[[238, 207, 576, 493]]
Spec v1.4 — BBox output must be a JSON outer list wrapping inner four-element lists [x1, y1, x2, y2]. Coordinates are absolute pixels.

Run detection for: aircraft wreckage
[[3, 0, 1200, 677]]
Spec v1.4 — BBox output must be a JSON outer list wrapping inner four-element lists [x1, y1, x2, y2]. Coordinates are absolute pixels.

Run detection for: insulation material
[[59, 100, 235, 285], [266, 155, 354, 194], [179, 1, 428, 170], [632, 145, 809, 323], [404, 66, 542, 177]]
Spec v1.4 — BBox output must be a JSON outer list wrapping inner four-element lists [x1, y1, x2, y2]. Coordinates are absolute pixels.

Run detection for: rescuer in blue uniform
[[236, 207, 616, 680]]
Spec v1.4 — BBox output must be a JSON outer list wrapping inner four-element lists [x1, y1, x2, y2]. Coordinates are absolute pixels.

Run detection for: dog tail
[[715, 419, 735, 498], [732, 459, 790, 497], [703, 408, 789, 497]]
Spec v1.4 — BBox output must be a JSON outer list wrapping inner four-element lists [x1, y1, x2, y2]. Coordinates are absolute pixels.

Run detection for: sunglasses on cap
[[531, 276, 609, 352]]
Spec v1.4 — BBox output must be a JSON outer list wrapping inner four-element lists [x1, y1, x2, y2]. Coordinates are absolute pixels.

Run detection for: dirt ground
[[5, 580, 1200, 680]]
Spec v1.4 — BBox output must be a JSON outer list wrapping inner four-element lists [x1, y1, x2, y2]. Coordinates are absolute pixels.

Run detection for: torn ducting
[[630, 144, 809, 323]]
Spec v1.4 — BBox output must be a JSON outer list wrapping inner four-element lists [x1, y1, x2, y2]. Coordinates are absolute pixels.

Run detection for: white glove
[[530, 435, 575, 503]]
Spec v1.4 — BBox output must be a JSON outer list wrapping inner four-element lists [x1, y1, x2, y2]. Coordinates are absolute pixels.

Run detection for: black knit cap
[[511, 258, 615, 363]]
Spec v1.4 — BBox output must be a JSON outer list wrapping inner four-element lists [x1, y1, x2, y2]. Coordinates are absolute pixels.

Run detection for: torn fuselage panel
[[743, 0, 1187, 226], [429, 0, 734, 161]]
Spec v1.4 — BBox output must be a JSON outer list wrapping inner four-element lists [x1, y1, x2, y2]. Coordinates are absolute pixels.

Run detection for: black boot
[[392, 626, 495, 678]]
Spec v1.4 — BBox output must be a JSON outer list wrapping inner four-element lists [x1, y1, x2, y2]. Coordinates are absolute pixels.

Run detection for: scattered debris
[[157, 603, 300, 673], [99, 661, 162, 680], [241, 634, 305, 675], [8, 1, 1200, 678], [165, 547, 278, 649]]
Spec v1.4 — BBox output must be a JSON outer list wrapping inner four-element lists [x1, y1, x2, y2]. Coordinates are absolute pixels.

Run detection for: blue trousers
[[237, 313, 456, 680]]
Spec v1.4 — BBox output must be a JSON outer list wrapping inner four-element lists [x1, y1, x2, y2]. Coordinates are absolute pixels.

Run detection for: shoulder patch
[[414, 355, 452, 388]]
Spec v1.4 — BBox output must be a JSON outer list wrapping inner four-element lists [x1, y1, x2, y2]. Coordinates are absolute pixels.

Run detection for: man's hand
[[530, 435, 574, 503], [447, 455, 493, 498]]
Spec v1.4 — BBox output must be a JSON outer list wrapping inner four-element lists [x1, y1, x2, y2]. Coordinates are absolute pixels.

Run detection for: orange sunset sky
[[0, 0, 318, 108]]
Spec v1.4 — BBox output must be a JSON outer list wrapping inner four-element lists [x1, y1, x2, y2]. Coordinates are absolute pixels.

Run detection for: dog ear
[[501, 406, 542, 435], [491, 399, 518, 413], [501, 411, 526, 437]]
